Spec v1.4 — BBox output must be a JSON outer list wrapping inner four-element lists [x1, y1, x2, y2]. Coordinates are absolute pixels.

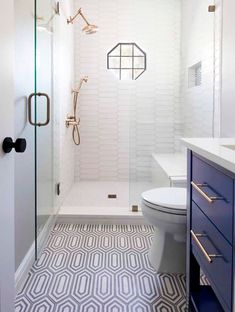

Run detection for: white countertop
[[182, 138, 235, 174], [152, 153, 187, 178]]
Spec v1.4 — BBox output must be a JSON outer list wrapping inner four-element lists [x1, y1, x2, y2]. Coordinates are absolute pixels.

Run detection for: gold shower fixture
[[67, 8, 98, 34], [65, 76, 89, 145]]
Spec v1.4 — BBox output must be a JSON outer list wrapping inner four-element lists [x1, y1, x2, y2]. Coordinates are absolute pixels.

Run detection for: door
[[14, 0, 36, 271], [0, 1, 16, 311], [14, 0, 56, 268], [35, 0, 55, 256]]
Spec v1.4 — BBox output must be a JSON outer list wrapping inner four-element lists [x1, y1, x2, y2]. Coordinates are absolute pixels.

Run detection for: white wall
[[0, 0, 15, 309], [71, 0, 226, 185], [180, 0, 222, 138], [74, 0, 182, 182], [54, 0, 75, 206]]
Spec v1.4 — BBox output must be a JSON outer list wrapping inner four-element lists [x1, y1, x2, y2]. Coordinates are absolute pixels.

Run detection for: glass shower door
[[14, 0, 36, 271], [128, 0, 217, 211], [35, 0, 55, 255]]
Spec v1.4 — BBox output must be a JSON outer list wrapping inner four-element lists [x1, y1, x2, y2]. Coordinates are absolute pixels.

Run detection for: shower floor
[[58, 181, 154, 224]]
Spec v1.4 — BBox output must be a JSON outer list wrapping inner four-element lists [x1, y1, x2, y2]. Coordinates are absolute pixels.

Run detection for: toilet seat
[[142, 187, 187, 215]]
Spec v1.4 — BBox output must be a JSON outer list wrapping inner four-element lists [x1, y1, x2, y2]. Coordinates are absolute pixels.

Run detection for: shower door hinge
[[55, 2, 60, 15], [56, 183, 60, 196], [108, 194, 117, 199]]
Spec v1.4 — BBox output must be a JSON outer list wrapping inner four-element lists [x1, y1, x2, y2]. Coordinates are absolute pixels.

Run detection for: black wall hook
[[2, 137, 27, 154]]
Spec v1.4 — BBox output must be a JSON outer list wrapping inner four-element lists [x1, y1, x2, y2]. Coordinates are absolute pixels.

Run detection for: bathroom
[[1, 0, 235, 311]]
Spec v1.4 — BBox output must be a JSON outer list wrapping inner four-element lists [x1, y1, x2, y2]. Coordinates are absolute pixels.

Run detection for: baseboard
[[15, 213, 57, 294], [36, 213, 57, 259], [15, 240, 35, 295], [57, 214, 146, 225]]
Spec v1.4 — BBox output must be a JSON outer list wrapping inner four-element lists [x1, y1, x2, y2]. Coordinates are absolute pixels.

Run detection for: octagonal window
[[107, 43, 146, 80]]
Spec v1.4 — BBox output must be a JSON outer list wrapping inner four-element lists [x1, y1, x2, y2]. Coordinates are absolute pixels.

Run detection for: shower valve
[[65, 115, 79, 128]]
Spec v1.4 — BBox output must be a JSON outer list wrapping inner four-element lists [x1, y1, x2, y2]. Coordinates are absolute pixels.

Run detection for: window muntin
[[107, 43, 146, 80]]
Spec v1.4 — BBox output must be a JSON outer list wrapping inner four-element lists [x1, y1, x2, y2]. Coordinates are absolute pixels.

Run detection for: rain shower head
[[67, 8, 98, 34], [82, 24, 98, 34]]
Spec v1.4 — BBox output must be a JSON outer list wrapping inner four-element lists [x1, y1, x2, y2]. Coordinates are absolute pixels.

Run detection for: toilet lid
[[142, 187, 187, 215]]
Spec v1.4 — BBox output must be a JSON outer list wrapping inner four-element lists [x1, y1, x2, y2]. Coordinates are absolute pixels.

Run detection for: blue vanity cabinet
[[187, 150, 234, 312]]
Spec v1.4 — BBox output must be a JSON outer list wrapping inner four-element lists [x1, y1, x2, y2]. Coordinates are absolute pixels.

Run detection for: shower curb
[[57, 214, 146, 225]]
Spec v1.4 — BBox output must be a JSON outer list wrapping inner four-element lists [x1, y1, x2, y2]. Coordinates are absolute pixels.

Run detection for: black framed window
[[107, 43, 146, 80]]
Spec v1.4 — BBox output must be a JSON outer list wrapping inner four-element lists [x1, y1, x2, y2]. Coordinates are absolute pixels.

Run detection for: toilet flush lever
[[2, 137, 27, 153]]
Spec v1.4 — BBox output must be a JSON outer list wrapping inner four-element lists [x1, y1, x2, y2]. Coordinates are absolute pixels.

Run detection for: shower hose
[[72, 90, 80, 146]]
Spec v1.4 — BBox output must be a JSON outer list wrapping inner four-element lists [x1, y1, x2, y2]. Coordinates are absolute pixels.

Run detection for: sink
[[221, 145, 235, 151]]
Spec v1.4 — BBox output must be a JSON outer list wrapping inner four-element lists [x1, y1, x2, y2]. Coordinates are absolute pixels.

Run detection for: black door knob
[[2, 137, 27, 153]]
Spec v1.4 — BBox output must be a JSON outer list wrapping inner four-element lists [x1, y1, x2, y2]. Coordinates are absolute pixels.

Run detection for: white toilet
[[141, 187, 187, 274]]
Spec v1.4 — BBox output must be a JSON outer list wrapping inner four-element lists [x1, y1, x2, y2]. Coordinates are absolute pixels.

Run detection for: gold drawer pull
[[191, 181, 224, 204], [191, 230, 223, 263]]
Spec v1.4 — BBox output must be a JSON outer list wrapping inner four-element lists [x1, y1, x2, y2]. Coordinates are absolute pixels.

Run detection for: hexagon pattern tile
[[15, 224, 186, 312]]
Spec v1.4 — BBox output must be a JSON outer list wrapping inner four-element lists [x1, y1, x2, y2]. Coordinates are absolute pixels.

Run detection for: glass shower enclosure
[[128, 0, 217, 210], [34, 0, 55, 256], [14, 0, 56, 270]]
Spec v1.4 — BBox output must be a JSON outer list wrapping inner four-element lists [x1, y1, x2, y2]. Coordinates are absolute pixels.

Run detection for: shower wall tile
[[181, 0, 222, 138], [74, 0, 182, 182]]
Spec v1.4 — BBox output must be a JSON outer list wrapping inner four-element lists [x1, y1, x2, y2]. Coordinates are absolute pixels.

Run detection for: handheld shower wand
[[65, 76, 88, 145], [73, 76, 88, 93]]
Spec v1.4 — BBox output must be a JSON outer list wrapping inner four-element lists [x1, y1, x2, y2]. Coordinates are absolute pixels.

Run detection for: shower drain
[[132, 205, 139, 212]]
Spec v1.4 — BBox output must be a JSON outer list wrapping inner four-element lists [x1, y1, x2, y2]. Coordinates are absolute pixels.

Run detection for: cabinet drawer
[[191, 202, 232, 311], [191, 155, 233, 243]]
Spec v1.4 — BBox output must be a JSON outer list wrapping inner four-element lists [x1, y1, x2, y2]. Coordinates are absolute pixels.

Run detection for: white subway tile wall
[[57, 0, 222, 193], [74, 0, 182, 182], [181, 0, 222, 138]]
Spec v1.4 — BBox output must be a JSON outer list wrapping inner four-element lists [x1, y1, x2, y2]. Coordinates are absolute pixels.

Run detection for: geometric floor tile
[[15, 224, 186, 312]]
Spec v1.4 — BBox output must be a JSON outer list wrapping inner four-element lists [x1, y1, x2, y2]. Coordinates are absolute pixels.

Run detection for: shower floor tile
[[59, 181, 154, 218], [15, 224, 186, 312]]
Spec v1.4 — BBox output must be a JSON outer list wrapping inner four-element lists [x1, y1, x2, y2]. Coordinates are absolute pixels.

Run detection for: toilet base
[[149, 227, 186, 274]]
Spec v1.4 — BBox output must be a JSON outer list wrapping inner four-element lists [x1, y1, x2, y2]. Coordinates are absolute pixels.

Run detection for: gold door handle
[[28, 93, 50, 127], [191, 230, 223, 263], [191, 181, 224, 203]]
